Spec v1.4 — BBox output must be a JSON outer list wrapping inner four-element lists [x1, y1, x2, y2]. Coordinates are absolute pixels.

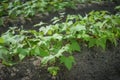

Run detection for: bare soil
[[0, 1, 120, 80]]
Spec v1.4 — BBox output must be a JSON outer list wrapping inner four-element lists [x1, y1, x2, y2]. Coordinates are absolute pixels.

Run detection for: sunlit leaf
[[0, 37, 4, 43], [41, 55, 54, 65], [52, 33, 62, 41], [47, 66, 60, 76]]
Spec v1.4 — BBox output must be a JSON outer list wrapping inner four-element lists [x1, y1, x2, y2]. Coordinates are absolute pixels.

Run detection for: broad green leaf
[[69, 39, 80, 52], [96, 37, 106, 50], [34, 46, 40, 55], [39, 48, 49, 57], [19, 54, 25, 61], [60, 56, 75, 70], [0, 48, 8, 59], [88, 38, 96, 48], [50, 41, 62, 53], [109, 37, 117, 47], [17, 48, 29, 60], [32, 46, 49, 57], [47, 30, 52, 35], [0, 37, 4, 43]]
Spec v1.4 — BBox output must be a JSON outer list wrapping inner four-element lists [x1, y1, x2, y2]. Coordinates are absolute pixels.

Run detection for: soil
[[61, 40, 120, 80], [0, 1, 120, 80], [0, 40, 120, 80]]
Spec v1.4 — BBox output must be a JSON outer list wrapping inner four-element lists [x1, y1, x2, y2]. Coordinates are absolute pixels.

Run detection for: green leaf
[[17, 48, 29, 60], [96, 37, 106, 49], [55, 44, 69, 57], [70, 24, 86, 32], [39, 48, 49, 57], [19, 54, 25, 61], [69, 39, 80, 52], [34, 46, 40, 55], [41, 55, 54, 65], [52, 33, 63, 41], [0, 37, 4, 43], [88, 38, 96, 48], [60, 56, 75, 70], [2, 60, 15, 66], [0, 18, 4, 26], [33, 46, 49, 57], [109, 37, 117, 46], [47, 30, 52, 35], [0, 48, 8, 59], [47, 66, 60, 76], [88, 37, 107, 49], [2, 3, 8, 9]]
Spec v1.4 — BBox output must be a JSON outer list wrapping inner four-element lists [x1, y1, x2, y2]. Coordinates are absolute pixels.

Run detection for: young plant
[[0, 11, 120, 76]]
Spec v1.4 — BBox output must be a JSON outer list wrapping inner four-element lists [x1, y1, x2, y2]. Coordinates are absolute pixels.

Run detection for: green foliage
[[48, 66, 60, 76], [8, 0, 75, 17], [69, 39, 81, 52], [0, 0, 114, 26], [115, 5, 120, 15], [60, 56, 75, 70], [0, 0, 77, 26], [0, 11, 120, 75]]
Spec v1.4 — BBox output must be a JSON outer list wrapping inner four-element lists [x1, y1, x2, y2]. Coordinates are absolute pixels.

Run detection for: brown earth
[[0, 40, 120, 80], [0, 1, 120, 80]]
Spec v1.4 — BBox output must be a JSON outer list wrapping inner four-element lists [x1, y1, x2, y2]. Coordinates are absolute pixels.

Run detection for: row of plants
[[0, 0, 114, 26], [0, 11, 120, 76]]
